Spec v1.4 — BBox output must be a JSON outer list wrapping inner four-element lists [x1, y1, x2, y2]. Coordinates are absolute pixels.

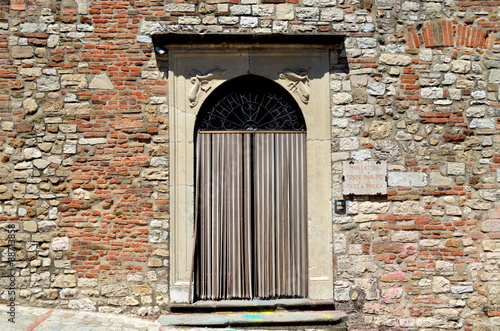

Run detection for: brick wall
[[0, 0, 500, 329]]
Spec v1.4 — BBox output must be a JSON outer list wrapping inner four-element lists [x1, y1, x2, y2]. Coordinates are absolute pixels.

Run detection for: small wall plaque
[[342, 160, 388, 195]]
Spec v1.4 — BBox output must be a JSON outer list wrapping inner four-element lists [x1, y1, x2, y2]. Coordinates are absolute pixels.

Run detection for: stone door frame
[[166, 46, 334, 303]]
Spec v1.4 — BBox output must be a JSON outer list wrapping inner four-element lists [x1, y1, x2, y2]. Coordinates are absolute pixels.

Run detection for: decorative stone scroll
[[188, 68, 226, 107], [342, 160, 387, 195], [279, 68, 310, 104]]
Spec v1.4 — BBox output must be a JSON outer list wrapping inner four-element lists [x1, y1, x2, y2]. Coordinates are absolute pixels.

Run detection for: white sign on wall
[[342, 160, 388, 195]]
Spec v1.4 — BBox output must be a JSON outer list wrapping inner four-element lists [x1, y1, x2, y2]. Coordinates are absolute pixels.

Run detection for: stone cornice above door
[[152, 33, 345, 50]]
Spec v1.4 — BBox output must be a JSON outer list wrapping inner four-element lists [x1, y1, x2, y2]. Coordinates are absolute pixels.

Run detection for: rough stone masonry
[[0, 0, 500, 330]]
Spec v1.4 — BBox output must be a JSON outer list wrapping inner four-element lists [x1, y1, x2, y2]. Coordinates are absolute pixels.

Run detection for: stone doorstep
[[170, 299, 338, 312], [158, 310, 347, 328], [161, 299, 346, 328]]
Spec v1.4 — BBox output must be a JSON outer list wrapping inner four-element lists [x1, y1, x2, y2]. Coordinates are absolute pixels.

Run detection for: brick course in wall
[[0, 0, 500, 329]]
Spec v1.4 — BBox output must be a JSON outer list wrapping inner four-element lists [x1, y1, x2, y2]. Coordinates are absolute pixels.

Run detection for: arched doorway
[[193, 75, 308, 300]]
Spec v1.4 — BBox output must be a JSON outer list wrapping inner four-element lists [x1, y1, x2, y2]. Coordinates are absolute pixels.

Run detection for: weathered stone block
[[23, 148, 42, 160], [20, 23, 48, 33], [333, 233, 347, 254], [241, 16, 258, 28], [451, 60, 471, 73], [354, 278, 379, 300], [482, 219, 500, 232], [68, 298, 96, 311], [79, 278, 98, 288], [33, 159, 51, 170], [420, 87, 444, 99], [12, 46, 34, 59], [351, 201, 390, 214], [445, 205, 462, 216], [39, 221, 57, 232], [468, 199, 491, 210], [19, 68, 42, 77], [378, 0, 396, 9], [395, 131, 412, 140], [78, 138, 107, 145], [451, 282, 473, 294], [123, 296, 140, 306], [148, 257, 163, 267], [467, 296, 488, 309], [358, 37, 377, 48], [391, 231, 419, 242], [484, 240, 500, 252], [382, 287, 403, 299], [388, 172, 427, 187], [345, 104, 374, 116], [470, 118, 495, 129], [374, 140, 401, 162], [61, 74, 87, 88], [334, 280, 350, 302], [332, 92, 353, 104], [101, 283, 128, 297], [432, 276, 450, 293], [37, 76, 61, 91], [65, 102, 91, 116], [339, 137, 359, 150], [52, 237, 69, 251], [142, 169, 169, 180], [41, 99, 64, 113], [16, 122, 33, 133], [465, 105, 486, 118], [435, 308, 460, 319], [320, 7, 343, 21], [60, 288, 79, 299], [89, 74, 114, 90], [353, 214, 378, 223], [379, 53, 412, 66], [336, 255, 377, 277], [230, 5, 251, 15], [428, 172, 453, 186], [276, 4, 294, 20], [367, 82, 386, 96], [392, 201, 425, 215], [52, 274, 77, 288], [435, 260, 453, 272], [447, 162, 465, 176], [252, 4, 274, 16], [23, 221, 37, 232], [149, 230, 168, 243], [489, 69, 500, 84], [131, 284, 153, 296], [369, 121, 391, 139]]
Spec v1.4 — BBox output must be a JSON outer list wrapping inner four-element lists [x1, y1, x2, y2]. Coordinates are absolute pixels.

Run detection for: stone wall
[[0, 0, 500, 329]]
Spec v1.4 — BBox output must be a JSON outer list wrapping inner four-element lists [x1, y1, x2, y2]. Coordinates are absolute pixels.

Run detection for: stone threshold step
[[158, 310, 347, 328], [170, 299, 337, 313]]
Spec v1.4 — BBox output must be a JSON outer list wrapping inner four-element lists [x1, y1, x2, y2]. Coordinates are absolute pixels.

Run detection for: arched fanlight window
[[196, 74, 306, 132], [193, 75, 308, 300]]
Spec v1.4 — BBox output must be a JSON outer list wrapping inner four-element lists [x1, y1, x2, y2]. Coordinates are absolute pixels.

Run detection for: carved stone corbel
[[279, 68, 310, 104], [188, 68, 226, 107]]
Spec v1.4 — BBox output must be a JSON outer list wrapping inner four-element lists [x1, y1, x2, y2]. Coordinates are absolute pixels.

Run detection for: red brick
[[381, 272, 407, 282]]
